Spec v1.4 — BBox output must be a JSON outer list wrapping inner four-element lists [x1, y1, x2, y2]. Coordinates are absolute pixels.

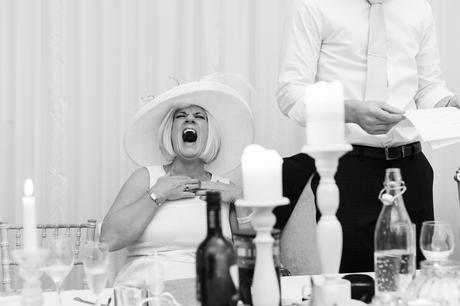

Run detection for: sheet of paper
[[404, 107, 460, 143], [428, 138, 460, 150]]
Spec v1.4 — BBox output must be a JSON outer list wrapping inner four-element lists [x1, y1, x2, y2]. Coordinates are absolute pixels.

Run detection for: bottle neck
[[383, 182, 411, 222], [207, 206, 222, 236]]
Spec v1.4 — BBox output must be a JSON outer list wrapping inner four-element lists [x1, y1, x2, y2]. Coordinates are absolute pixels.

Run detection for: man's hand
[[447, 95, 460, 108], [345, 100, 405, 135], [435, 95, 460, 108]]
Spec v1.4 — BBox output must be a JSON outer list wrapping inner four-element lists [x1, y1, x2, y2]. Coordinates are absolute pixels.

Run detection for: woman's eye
[[196, 114, 205, 119], [175, 114, 185, 118]]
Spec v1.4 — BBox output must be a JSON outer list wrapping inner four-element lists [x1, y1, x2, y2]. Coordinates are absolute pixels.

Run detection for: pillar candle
[[241, 144, 283, 202], [305, 81, 345, 146], [22, 179, 38, 253]]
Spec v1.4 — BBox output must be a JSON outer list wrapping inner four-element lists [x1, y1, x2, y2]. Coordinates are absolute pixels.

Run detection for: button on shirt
[[278, 0, 453, 147]]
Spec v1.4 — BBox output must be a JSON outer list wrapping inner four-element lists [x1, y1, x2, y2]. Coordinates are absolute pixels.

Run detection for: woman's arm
[[101, 168, 198, 251], [100, 168, 158, 251]]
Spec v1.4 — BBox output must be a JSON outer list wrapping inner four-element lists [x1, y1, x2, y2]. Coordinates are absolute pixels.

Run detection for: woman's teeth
[[182, 128, 197, 142]]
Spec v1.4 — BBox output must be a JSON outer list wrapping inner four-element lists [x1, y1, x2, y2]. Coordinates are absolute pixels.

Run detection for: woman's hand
[[149, 175, 200, 203], [195, 181, 243, 204]]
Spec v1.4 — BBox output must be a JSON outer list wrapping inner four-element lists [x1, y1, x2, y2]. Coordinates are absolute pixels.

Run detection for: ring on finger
[[184, 184, 190, 192]]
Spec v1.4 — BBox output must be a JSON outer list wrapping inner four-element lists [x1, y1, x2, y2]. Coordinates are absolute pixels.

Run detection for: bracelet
[[146, 191, 162, 207], [237, 211, 255, 224]]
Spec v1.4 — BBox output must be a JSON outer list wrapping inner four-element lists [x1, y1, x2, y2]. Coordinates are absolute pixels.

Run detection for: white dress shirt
[[278, 0, 453, 147]]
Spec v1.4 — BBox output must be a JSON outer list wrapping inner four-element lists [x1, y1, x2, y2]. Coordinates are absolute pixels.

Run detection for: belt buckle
[[401, 145, 407, 158], [384, 147, 400, 160]]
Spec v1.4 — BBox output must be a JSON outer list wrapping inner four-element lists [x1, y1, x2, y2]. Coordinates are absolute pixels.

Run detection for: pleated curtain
[[0, 0, 303, 225]]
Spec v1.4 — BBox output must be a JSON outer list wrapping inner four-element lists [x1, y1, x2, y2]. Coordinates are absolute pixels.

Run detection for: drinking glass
[[82, 241, 109, 306], [42, 235, 74, 305], [420, 221, 454, 261]]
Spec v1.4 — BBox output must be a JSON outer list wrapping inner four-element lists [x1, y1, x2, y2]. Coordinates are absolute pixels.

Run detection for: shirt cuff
[[287, 97, 307, 126], [417, 87, 454, 109]]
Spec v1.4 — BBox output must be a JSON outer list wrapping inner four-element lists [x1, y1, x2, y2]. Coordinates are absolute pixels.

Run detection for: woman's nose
[[185, 113, 195, 122]]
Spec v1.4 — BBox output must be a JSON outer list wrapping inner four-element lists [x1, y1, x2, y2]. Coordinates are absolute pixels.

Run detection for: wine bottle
[[196, 191, 239, 306]]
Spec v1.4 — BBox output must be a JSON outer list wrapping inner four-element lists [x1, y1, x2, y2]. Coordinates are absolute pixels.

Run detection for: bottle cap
[[206, 191, 221, 206], [380, 193, 394, 205]]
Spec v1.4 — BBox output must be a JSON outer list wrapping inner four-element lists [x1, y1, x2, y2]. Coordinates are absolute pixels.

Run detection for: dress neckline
[[160, 165, 216, 182]]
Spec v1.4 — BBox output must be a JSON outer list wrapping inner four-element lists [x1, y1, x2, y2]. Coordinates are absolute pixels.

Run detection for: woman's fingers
[[181, 192, 196, 198], [200, 181, 224, 189], [194, 190, 207, 196]]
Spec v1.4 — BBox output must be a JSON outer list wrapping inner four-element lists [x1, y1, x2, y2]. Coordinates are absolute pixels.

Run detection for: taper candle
[[22, 179, 38, 253]]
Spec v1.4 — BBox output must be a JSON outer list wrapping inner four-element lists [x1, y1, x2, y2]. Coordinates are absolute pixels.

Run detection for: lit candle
[[305, 81, 345, 146], [241, 144, 283, 202], [22, 179, 38, 253]]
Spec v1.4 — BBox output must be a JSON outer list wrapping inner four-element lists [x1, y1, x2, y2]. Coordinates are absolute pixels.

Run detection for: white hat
[[124, 81, 254, 175]]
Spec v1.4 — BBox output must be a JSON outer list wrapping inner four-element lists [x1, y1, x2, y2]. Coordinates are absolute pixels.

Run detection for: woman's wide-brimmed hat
[[124, 81, 254, 175]]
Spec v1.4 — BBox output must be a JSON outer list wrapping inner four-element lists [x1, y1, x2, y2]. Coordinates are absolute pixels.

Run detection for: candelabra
[[235, 198, 289, 306], [303, 144, 355, 306], [12, 248, 48, 306]]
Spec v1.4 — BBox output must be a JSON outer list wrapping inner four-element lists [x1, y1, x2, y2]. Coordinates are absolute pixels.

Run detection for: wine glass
[[41, 235, 75, 305], [82, 241, 109, 306], [420, 221, 454, 261]]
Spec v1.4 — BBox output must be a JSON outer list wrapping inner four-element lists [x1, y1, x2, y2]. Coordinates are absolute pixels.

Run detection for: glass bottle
[[196, 191, 239, 306], [233, 228, 282, 306], [374, 168, 415, 299]]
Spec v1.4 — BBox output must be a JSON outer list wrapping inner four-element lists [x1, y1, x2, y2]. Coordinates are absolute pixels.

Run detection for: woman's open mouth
[[182, 128, 198, 143]]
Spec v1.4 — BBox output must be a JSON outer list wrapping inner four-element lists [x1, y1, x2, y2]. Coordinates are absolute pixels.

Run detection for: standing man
[[276, 0, 460, 272]]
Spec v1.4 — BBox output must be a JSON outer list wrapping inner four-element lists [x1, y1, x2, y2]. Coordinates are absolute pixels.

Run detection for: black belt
[[349, 142, 422, 160]]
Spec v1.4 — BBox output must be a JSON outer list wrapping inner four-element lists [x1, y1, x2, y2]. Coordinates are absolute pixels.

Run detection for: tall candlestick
[[303, 80, 355, 305], [241, 144, 283, 202], [237, 144, 289, 306], [22, 179, 38, 253], [305, 81, 345, 146]]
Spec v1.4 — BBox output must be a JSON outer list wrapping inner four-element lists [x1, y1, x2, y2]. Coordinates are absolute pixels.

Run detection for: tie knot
[[368, 0, 383, 4]]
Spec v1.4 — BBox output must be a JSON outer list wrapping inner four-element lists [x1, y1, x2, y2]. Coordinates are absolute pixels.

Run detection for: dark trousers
[[275, 151, 434, 273]]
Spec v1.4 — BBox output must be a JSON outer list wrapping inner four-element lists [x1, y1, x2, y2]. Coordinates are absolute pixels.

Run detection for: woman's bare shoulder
[[126, 167, 149, 185]]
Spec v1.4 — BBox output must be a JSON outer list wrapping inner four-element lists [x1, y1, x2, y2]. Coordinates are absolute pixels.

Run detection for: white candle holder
[[303, 144, 352, 305], [12, 248, 48, 306], [236, 198, 289, 306]]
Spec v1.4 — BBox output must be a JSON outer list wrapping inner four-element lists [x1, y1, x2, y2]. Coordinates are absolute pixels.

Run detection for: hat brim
[[124, 81, 254, 175]]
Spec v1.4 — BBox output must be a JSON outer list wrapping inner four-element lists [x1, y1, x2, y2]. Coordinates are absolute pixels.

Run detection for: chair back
[[0, 219, 97, 292], [455, 167, 460, 204]]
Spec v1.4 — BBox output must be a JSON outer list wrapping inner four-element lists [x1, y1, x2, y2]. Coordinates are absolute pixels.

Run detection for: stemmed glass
[[82, 241, 109, 306], [41, 235, 75, 305], [420, 220, 455, 261]]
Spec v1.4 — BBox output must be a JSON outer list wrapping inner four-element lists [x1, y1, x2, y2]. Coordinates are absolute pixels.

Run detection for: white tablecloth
[[0, 289, 113, 306], [0, 275, 365, 306]]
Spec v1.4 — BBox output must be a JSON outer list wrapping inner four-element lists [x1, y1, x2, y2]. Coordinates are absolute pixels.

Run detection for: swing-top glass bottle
[[374, 168, 416, 299]]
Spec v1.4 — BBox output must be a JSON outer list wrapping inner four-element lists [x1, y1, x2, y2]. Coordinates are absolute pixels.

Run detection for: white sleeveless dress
[[114, 165, 232, 283]]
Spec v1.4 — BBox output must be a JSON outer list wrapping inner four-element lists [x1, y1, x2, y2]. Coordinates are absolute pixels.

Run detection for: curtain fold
[[0, 1, 459, 254]]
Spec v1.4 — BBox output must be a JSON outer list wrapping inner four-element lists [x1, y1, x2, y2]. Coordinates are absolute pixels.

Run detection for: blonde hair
[[158, 105, 221, 163]]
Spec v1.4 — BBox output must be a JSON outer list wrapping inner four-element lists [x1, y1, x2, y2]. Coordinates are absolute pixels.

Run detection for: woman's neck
[[167, 158, 209, 180]]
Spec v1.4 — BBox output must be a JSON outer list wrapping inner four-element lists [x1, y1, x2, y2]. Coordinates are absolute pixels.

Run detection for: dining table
[[0, 275, 368, 306]]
